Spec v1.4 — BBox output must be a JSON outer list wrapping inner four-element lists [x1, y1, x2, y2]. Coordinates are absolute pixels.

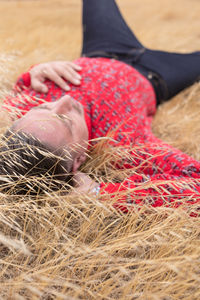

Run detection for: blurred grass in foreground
[[0, 0, 200, 299]]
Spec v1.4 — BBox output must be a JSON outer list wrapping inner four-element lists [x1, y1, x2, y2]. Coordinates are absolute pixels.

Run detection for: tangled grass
[[0, 199, 199, 299], [0, 0, 200, 299], [0, 118, 199, 299]]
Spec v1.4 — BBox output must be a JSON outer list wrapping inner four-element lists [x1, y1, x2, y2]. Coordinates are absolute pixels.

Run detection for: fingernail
[[64, 86, 70, 91], [74, 80, 81, 85], [77, 74, 81, 79], [42, 87, 48, 93]]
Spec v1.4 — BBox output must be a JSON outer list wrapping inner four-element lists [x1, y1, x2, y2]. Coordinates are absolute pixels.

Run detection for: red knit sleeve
[[3, 66, 63, 116], [14, 63, 39, 92], [2, 70, 36, 117], [99, 174, 200, 216], [14, 72, 31, 92]]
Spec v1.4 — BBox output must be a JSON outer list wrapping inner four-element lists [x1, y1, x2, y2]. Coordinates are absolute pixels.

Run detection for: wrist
[[91, 184, 101, 196]]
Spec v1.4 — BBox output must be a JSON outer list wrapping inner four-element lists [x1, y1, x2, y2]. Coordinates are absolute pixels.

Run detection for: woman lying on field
[[1, 0, 200, 214]]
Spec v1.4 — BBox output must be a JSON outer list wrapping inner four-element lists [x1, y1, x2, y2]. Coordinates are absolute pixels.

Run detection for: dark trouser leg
[[81, 0, 200, 104], [140, 49, 200, 102], [81, 0, 143, 55]]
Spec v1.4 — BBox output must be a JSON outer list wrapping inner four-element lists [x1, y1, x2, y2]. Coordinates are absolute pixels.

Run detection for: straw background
[[0, 0, 200, 299]]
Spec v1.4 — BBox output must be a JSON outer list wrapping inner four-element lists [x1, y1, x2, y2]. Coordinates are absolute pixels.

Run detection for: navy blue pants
[[81, 0, 200, 104]]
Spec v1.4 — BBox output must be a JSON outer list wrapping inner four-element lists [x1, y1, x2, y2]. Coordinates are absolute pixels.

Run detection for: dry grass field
[[0, 0, 200, 299]]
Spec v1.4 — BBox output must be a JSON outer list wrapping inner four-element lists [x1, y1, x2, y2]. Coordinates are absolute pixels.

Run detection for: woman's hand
[[72, 171, 100, 194], [29, 61, 82, 93]]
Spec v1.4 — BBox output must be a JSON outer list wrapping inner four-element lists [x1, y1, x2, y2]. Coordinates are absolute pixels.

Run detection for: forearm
[[99, 174, 200, 215]]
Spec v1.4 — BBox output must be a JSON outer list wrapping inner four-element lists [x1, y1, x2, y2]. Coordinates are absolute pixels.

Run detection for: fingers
[[56, 62, 82, 85], [67, 62, 82, 71], [44, 69, 71, 91], [29, 61, 82, 93], [30, 65, 49, 93], [59, 66, 81, 86], [31, 77, 48, 93]]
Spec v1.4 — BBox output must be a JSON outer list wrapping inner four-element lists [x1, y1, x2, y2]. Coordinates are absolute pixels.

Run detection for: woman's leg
[[81, 0, 143, 56]]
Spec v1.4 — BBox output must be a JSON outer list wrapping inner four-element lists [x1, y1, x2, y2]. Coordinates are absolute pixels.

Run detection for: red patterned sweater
[[4, 57, 200, 215]]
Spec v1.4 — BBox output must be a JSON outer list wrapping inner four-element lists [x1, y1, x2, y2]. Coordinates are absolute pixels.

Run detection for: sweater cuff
[[21, 72, 31, 87], [100, 182, 122, 194], [14, 72, 31, 91]]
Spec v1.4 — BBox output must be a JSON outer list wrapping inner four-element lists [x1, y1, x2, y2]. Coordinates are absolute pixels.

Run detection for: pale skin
[[14, 61, 99, 193], [30, 61, 82, 93]]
